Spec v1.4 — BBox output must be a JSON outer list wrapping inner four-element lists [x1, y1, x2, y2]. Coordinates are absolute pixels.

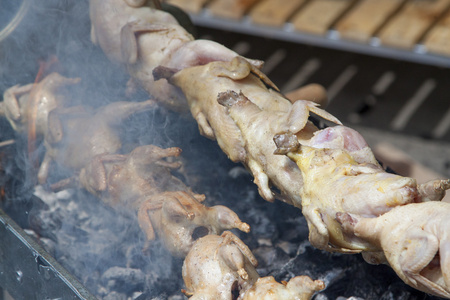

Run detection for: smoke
[[0, 1, 187, 298], [0, 1, 227, 298], [0, 0, 131, 105]]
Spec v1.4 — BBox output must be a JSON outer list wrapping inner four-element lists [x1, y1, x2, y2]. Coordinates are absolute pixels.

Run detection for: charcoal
[[276, 214, 309, 243], [243, 205, 278, 241], [253, 246, 290, 275], [275, 240, 299, 256], [102, 267, 145, 292], [103, 291, 127, 300], [131, 291, 144, 299]]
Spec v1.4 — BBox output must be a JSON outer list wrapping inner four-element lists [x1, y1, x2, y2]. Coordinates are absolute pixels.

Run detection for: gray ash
[[28, 185, 182, 299]]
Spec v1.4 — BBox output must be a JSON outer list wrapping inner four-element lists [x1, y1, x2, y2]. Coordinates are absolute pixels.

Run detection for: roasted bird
[[1, 72, 80, 136], [337, 201, 450, 298], [182, 231, 324, 299], [38, 100, 156, 184], [77, 144, 250, 257], [274, 129, 450, 253]]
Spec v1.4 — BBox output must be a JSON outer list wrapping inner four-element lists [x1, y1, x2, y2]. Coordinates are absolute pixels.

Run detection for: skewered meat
[[90, 0, 262, 113], [304, 125, 379, 165], [182, 231, 259, 299], [155, 56, 339, 205], [89, 0, 191, 112], [139, 190, 250, 257], [38, 100, 156, 184], [183, 231, 324, 300], [78, 144, 250, 257], [0, 73, 80, 136], [78, 144, 187, 206], [89, 0, 166, 65], [242, 276, 324, 300], [273, 129, 449, 253], [337, 201, 450, 298]]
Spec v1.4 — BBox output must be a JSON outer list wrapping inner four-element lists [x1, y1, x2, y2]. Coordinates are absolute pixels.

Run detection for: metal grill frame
[[0, 208, 97, 300], [189, 12, 450, 68]]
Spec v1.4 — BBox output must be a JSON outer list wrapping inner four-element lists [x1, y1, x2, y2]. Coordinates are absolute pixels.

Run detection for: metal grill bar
[[0, 208, 97, 300], [188, 9, 450, 68]]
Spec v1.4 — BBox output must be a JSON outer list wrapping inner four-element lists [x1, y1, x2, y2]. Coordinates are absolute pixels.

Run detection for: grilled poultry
[[78, 144, 250, 257], [182, 231, 324, 300], [38, 100, 156, 184], [274, 128, 450, 253], [337, 201, 450, 298], [1, 73, 80, 136]]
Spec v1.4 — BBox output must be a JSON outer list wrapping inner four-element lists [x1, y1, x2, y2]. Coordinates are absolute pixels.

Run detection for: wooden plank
[[165, 0, 210, 13], [291, 0, 355, 35], [335, 0, 405, 42], [377, 0, 450, 49], [423, 9, 450, 56], [207, 0, 261, 20], [249, 0, 306, 27]]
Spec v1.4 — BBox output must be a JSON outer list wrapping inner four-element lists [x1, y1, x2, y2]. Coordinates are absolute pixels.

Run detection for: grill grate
[[196, 26, 450, 145], [167, 0, 450, 67]]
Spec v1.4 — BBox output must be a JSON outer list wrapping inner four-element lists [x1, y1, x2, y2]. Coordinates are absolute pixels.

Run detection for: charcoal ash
[[167, 296, 185, 300], [102, 291, 127, 300], [252, 246, 291, 275], [28, 183, 184, 299], [101, 267, 146, 293]]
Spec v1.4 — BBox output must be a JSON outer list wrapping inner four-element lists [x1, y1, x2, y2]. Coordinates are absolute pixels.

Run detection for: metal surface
[[0, 0, 30, 42], [0, 208, 97, 300], [188, 6, 450, 68]]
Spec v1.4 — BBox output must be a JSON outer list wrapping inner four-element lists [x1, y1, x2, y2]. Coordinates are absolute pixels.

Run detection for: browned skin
[[182, 232, 260, 299], [77, 145, 250, 257], [1, 72, 80, 136], [183, 231, 323, 300], [37, 100, 157, 184]]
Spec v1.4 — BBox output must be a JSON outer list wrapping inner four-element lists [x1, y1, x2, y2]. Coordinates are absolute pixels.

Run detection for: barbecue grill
[[1, 1, 449, 299]]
